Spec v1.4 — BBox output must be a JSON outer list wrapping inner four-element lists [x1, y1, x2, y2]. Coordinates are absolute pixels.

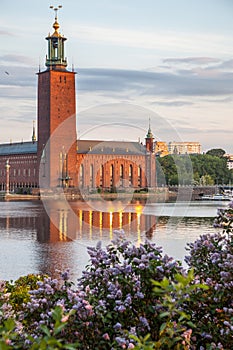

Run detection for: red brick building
[[0, 12, 156, 194]]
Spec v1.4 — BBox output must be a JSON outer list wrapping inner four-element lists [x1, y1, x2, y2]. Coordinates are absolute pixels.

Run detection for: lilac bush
[[185, 201, 233, 349], [0, 202, 233, 349], [78, 237, 184, 348], [0, 237, 187, 349], [214, 201, 233, 234]]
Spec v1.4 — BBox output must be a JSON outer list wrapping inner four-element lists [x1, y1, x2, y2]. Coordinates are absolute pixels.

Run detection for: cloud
[[71, 24, 233, 56], [0, 30, 14, 36], [78, 65, 233, 97], [0, 66, 36, 89], [151, 100, 194, 107], [210, 59, 233, 70], [163, 57, 221, 65], [0, 54, 34, 66], [202, 96, 233, 103], [1, 57, 232, 106]]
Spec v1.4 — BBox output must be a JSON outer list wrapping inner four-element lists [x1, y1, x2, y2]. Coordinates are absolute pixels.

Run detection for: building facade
[[154, 141, 169, 157], [0, 12, 156, 193], [224, 154, 233, 170], [168, 142, 201, 155]]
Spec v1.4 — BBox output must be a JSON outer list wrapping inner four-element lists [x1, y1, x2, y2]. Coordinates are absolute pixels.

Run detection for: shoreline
[[1, 188, 171, 201], [1, 185, 222, 202]]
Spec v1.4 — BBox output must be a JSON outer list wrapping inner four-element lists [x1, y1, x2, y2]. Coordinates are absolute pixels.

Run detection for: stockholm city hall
[[0, 8, 156, 195]]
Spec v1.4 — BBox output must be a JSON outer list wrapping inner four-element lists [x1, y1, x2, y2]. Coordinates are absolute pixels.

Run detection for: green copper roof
[[0, 141, 37, 156]]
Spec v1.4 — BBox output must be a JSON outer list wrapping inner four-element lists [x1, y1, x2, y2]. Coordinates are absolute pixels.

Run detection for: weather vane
[[50, 5, 62, 20]]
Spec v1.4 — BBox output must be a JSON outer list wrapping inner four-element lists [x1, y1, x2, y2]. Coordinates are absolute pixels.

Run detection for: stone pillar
[[5, 160, 10, 195]]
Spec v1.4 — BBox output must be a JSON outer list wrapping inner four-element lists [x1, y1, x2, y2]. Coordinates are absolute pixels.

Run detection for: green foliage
[[158, 153, 232, 185], [0, 307, 78, 350], [206, 148, 226, 158], [0, 318, 19, 350], [149, 270, 208, 349], [4, 274, 45, 311], [29, 306, 79, 350], [199, 174, 214, 186], [185, 204, 233, 348]]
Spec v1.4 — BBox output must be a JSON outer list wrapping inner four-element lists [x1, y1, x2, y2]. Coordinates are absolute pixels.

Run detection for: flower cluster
[[185, 201, 233, 349], [0, 203, 233, 349], [214, 201, 233, 234]]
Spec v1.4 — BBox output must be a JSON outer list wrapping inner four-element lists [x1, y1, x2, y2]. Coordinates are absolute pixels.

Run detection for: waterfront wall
[[168, 185, 217, 201]]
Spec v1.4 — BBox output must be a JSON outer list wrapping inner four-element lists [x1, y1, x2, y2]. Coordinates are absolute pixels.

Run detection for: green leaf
[[54, 324, 66, 336], [160, 322, 167, 332], [159, 311, 170, 319], [40, 325, 51, 337], [63, 344, 80, 350]]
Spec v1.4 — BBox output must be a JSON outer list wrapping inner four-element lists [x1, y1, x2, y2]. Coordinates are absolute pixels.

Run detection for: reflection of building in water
[[0, 215, 37, 234], [37, 205, 157, 243], [74, 209, 156, 240], [37, 206, 77, 242], [0, 204, 157, 279], [0, 204, 157, 244]]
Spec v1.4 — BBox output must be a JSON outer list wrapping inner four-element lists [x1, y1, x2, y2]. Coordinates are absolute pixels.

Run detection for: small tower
[[145, 119, 156, 188], [145, 118, 154, 153], [32, 120, 36, 144], [37, 6, 77, 189]]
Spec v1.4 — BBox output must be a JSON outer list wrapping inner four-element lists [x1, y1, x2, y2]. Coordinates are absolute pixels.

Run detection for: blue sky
[[1, 0, 233, 153]]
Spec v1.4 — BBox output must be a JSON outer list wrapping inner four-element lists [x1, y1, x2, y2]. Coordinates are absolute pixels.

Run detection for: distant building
[[224, 154, 233, 170], [168, 142, 201, 155], [154, 141, 169, 157]]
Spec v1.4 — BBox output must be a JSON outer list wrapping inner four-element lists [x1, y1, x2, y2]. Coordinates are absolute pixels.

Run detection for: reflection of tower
[[37, 7, 77, 188], [36, 204, 77, 279], [145, 215, 156, 238], [37, 204, 77, 243]]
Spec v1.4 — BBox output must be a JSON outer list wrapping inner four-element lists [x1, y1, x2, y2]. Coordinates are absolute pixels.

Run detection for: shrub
[[185, 202, 233, 349], [0, 202, 233, 349]]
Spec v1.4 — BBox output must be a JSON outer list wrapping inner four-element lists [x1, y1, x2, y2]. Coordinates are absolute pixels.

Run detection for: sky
[[1, 0, 233, 153]]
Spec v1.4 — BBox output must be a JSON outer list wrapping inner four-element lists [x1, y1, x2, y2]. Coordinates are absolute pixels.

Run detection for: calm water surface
[[0, 199, 227, 282]]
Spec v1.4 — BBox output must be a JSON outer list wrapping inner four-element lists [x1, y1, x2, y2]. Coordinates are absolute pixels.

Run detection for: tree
[[158, 153, 232, 185], [206, 148, 226, 158]]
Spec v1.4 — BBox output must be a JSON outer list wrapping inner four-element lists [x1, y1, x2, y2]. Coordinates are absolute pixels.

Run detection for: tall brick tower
[[37, 6, 77, 189]]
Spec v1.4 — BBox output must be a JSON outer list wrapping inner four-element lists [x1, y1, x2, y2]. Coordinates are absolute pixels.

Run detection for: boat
[[201, 193, 233, 201]]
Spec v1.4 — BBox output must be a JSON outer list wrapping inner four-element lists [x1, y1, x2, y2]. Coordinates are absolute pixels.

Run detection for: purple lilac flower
[[114, 322, 122, 331]]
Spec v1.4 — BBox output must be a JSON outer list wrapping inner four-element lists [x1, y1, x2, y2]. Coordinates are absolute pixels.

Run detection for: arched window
[[138, 166, 142, 187], [100, 165, 104, 188], [79, 164, 84, 188], [129, 164, 133, 187], [120, 164, 124, 186], [90, 164, 94, 188], [110, 164, 114, 187]]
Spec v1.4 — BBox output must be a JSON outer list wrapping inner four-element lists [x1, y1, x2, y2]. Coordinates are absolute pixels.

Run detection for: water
[[0, 199, 228, 282]]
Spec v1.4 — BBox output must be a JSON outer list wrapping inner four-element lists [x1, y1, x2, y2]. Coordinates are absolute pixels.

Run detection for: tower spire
[[32, 120, 36, 143], [146, 117, 153, 139], [145, 117, 154, 153], [45, 5, 67, 70], [50, 5, 62, 21]]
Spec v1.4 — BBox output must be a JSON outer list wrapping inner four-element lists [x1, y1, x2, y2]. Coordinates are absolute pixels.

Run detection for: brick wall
[[0, 153, 38, 191], [37, 70, 77, 189]]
